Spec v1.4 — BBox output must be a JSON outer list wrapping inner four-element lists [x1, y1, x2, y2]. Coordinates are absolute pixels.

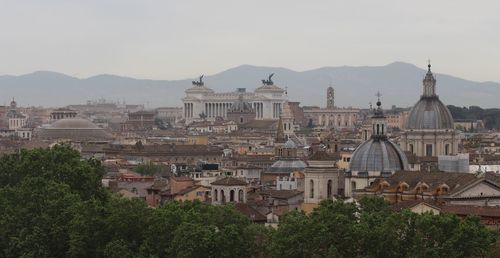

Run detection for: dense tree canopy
[[447, 105, 500, 130], [0, 145, 498, 257]]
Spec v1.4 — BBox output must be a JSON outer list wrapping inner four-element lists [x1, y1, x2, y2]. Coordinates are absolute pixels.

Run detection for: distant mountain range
[[1, 62, 499, 108]]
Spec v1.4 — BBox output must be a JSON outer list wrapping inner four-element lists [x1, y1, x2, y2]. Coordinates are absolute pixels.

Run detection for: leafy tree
[[0, 144, 105, 201], [0, 178, 81, 258], [135, 161, 165, 176], [0, 147, 497, 258]]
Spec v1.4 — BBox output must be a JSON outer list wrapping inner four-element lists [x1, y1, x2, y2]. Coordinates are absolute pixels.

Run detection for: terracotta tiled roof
[[234, 203, 267, 222], [260, 189, 303, 199], [308, 150, 333, 161], [171, 176, 193, 182], [211, 177, 247, 186], [379, 171, 477, 193], [240, 120, 278, 129], [175, 185, 207, 195], [441, 205, 500, 217]]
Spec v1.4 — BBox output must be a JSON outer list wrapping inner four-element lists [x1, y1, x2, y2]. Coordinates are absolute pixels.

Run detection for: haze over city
[[1, 1, 499, 82], [1, 1, 499, 257]]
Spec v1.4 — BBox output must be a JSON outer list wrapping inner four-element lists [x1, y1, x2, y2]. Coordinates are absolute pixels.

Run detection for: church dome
[[406, 64, 454, 130], [406, 97, 454, 129], [284, 138, 297, 149], [38, 118, 112, 142], [349, 138, 408, 172], [350, 97, 408, 172]]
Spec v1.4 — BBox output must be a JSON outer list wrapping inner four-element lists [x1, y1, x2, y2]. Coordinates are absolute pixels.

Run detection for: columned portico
[[182, 75, 286, 124]]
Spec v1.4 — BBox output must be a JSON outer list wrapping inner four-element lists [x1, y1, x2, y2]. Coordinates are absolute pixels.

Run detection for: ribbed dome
[[350, 138, 408, 172], [406, 96, 454, 129], [406, 64, 454, 130]]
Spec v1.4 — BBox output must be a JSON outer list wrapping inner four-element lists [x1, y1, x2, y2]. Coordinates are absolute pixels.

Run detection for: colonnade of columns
[[253, 102, 263, 119], [272, 103, 282, 119], [184, 103, 194, 118], [205, 102, 231, 118], [317, 113, 357, 127]]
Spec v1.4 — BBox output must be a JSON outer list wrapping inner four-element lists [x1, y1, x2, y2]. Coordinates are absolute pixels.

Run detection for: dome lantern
[[422, 62, 437, 97]]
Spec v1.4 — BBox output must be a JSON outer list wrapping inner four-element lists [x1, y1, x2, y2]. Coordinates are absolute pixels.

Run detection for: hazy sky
[[1, 0, 499, 82]]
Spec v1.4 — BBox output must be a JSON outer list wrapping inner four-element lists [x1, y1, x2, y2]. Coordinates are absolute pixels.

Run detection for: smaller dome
[[284, 139, 297, 149], [350, 138, 408, 172]]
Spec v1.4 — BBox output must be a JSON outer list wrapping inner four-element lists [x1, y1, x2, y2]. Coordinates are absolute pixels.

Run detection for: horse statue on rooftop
[[192, 75, 204, 86], [261, 73, 274, 85]]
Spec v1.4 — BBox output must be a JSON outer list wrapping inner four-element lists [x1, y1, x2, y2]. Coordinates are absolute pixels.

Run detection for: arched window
[[327, 180, 333, 198], [214, 189, 218, 201], [221, 190, 226, 203], [230, 190, 235, 202], [238, 189, 244, 202], [309, 179, 314, 198], [376, 124, 380, 135], [445, 144, 450, 155]]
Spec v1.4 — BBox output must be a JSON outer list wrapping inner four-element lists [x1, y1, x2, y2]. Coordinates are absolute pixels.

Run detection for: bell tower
[[326, 86, 335, 109], [371, 93, 387, 139]]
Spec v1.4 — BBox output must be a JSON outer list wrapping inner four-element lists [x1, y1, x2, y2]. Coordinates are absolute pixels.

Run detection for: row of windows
[[408, 143, 451, 156], [309, 179, 334, 199], [213, 189, 244, 203]]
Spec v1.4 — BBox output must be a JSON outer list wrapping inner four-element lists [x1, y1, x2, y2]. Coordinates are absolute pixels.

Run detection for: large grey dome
[[406, 96, 454, 129], [38, 118, 112, 142], [350, 138, 408, 172], [406, 64, 454, 130]]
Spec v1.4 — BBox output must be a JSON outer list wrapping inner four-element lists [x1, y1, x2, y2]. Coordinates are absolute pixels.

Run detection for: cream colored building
[[182, 75, 286, 124], [303, 151, 342, 213]]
